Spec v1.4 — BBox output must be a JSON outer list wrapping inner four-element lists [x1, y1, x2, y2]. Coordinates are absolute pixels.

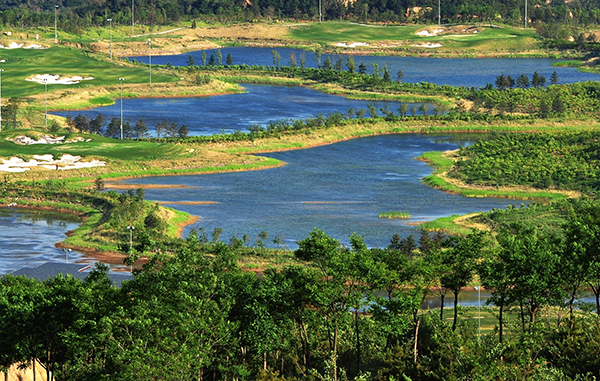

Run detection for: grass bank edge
[[1, 194, 195, 256], [419, 150, 570, 202]]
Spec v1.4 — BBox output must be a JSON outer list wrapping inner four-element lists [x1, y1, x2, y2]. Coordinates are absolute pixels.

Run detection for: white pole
[[438, 0, 441, 26], [127, 226, 135, 273], [525, 0, 528, 28], [132, 0, 134, 35], [107, 18, 113, 60], [147, 40, 152, 86], [475, 286, 481, 340], [54, 5, 58, 43], [44, 79, 48, 129], [0, 69, 3, 133], [119, 78, 124, 139], [319, 0, 322, 22]]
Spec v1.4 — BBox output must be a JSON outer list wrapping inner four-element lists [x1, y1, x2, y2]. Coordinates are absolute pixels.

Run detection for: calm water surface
[[130, 47, 600, 88], [113, 134, 527, 248], [0, 209, 85, 274], [54, 84, 422, 136]]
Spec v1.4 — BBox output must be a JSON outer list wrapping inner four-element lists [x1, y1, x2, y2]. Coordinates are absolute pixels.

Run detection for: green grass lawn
[[288, 22, 542, 53], [0, 130, 185, 161], [0, 45, 177, 99]]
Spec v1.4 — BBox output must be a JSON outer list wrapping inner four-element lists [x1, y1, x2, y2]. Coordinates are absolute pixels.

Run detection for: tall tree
[[89, 113, 105, 135], [563, 200, 600, 316], [295, 228, 362, 381], [440, 230, 488, 331], [496, 224, 563, 329]]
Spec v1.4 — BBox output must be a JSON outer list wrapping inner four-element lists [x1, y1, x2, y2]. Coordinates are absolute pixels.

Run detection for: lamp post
[[0, 69, 4, 133], [64, 248, 71, 263], [107, 18, 113, 60], [127, 225, 135, 272], [43, 78, 48, 129], [119, 77, 124, 139], [146, 40, 152, 86], [132, 0, 134, 35], [54, 5, 59, 44], [474, 286, 481, 340], [319, 0, 322, 22]]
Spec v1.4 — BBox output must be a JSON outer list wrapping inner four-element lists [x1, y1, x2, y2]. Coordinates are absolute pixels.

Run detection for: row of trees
[[1, 0, 600, 29], [67, 114, 189, 138], [494, 71, 557, 90], [1, 197, 600, 380]]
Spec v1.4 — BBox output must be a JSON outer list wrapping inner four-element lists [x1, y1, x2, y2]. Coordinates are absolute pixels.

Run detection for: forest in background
[[0, 0, 599, 35]]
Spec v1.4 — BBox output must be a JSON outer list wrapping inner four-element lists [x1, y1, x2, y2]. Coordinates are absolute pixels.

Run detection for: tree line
[[0, 0, 600, 34], [1, 196, 600, 380], [66, 113, 189, 138], [0, 0, 600, 32]]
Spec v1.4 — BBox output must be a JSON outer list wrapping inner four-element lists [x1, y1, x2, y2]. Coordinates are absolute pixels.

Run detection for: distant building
[[12, 262, 132, 287]]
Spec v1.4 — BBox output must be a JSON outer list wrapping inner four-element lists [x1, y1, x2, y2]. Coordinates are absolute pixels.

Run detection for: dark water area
[[0, 208, 85, 274], [112, 133, 527, 249], [53, 84, 423, 136], [130, 47, 600, 88]]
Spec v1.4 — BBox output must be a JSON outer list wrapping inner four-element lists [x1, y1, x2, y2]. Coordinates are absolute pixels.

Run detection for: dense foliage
[[0, 0, 599, 32], [449, 131, 600, 192], [2, 202, 600, 380]]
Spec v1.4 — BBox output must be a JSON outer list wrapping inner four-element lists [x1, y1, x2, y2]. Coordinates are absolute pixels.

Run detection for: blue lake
[[130, 46, 600, 88], [54, 84, 423, 136], [113, 133, 527, 248]]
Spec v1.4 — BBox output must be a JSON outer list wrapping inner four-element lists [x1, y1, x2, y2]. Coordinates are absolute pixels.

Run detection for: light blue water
[[130, 47, 600, 88], [0, 208, 84, 274], [113, 133, 527, 248], [54, 84, 425, 136]]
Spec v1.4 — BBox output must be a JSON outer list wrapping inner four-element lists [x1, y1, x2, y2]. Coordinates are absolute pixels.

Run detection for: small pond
[[130, 47, 600, 88], [0, 208, 85, 274]]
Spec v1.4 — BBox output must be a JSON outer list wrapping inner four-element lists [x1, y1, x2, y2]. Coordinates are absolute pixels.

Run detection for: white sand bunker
[[25, 74, 94, 85], [0, 154, 105, 172], [7, 135, 86, 145], [334, 42, 370, 48], [0, 42, 47, 49], [417, 29, 444, 37]]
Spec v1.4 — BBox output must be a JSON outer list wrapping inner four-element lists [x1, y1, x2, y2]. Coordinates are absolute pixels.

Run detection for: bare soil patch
[[95, 23, 296, 56]]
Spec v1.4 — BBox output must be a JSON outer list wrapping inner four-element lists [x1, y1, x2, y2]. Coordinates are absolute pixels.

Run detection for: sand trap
[[417, 28, 444, 37], [334, 42, 370, 47], [0, 154, 105, 172], [0, 42, 47, 49], [8, 135, 85, 145], [25, 74, 94, 85]]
